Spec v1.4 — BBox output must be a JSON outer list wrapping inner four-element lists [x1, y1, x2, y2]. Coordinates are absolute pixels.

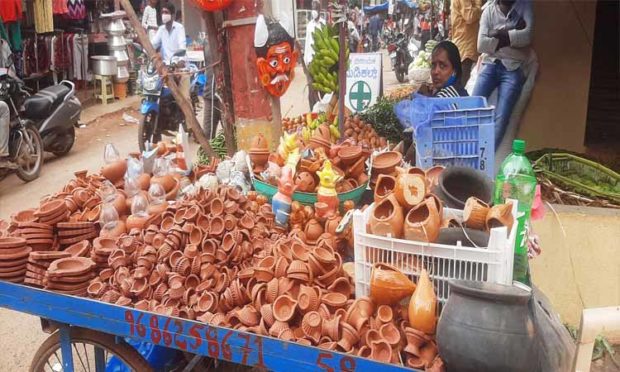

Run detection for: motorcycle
[[362, 34, 372, 53], [389, 33, 420, 83], [0, 68, 44, 182], [136, 45, 200, 152]]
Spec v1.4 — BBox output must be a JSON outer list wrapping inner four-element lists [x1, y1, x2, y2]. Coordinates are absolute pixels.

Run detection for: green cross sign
[[349, 81, 372, 111]]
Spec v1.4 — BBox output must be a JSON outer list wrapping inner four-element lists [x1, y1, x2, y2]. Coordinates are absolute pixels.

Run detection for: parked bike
[[136, 45, 200, 152], [0, 68, 44, 182], [388, 33, 419, 83]]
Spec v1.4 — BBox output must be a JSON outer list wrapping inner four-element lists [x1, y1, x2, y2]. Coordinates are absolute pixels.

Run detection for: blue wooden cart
[[0, 281, 414, 372]]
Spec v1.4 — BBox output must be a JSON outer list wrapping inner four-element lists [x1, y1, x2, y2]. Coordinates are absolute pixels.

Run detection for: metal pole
[[337, 0, 346, 138], [118, 0, 217, 157]]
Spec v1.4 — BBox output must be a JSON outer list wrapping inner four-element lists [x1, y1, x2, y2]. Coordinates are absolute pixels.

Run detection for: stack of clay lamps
[[13, 221, 56, 251], [0, 237, 31, 283], [44, 257, 96, 296], [57, 222, 99, 248], [25, 251, 72, 287]]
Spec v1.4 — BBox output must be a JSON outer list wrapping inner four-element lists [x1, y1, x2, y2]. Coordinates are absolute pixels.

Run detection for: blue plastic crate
[[412, 96, 495, 178]]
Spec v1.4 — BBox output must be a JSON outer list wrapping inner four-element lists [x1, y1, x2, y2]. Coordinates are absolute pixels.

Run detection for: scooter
[[136, 45, 200, 152], [23, 80, 80, 156], [0, 68, 44, 182]]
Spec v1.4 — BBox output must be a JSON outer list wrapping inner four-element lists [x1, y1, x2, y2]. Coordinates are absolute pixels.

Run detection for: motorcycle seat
[[24, 84, 71, 120]]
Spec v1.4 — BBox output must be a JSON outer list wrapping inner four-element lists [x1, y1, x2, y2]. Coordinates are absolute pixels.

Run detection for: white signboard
[[344, 53, 383, 113]]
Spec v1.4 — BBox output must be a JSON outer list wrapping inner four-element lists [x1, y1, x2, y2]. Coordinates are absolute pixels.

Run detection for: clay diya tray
[[46, 257, 96, 279], [57, 222, 98, 246], [0, 237, 31, 283]]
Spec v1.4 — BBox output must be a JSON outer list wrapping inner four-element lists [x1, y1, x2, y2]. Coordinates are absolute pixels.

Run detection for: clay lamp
[[404, 327, 430, 355], [372, 151, 403, 175], [273, 295, 298, 322], [376, 305, 394, 325], [297, 285, 320, 313], [337, 322, 360, 352], [236, 305, 260, 327], [208, 216, 225, 238], [370, 340, 392, 363], [322, 292, 348, 310], [265, 278, 280, 304], [303, 219, 324, 246], [327, 277, 352, 298], [209, 197, 224, 217], [64, 240, 91, 258], [239, 214, 255, 230], [301, 311, 323, 343], [291, 241, 310, 262], [87, 281, 106, 297], [313, 246, 336, 265], [338, 145, 363, 166], [346, 297, 375, 332], [379, 322, 401, 347]]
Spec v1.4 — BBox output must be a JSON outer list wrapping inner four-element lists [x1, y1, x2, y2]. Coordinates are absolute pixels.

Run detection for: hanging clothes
[[53, 0, 69, 15], [33, 0, 54, 34], [0, 0, 22, 24], [66, 0, 86, 21], [8, 22, 22, 51], [0, 17, 8, 43]]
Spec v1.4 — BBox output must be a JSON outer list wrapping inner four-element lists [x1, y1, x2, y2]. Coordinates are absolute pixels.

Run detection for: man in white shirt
[[141, 0, 158, 40], [150, 2, 190, 101], [304, 1, 326, 67]]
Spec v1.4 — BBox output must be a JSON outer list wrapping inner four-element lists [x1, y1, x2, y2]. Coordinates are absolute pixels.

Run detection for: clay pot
[[408, 269, 437, 334], [337, 322, 360, 352], [425, 165, 445, 188], [273, 295, 298, 322], [249, 150, 270, 172], [486, 203, 514, 232], [345, 297, 374, 332], [374, 174, 396, 204], [338, 145, 363, 166], [368, 194, 404, 238], [394, 173, 427, 210], [303, 219, 323, 245], [322, 292, 347, 308], [372, 151, 402, 174], [463, 197, 490, 230], [295, 172, 317, 193], [379, 322, 401, 346], [369, 263, 416, 306], [301, 311, 323, 343], [101, 160, 127, 183], [376, 305, 393, 324], [370, 340, 392, 363], [436, 166, 493, 209], [404, 197, 441, 243]]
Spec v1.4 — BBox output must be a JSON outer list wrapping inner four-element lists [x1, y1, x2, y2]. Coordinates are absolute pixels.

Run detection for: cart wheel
[[29, 327, 153, 372]]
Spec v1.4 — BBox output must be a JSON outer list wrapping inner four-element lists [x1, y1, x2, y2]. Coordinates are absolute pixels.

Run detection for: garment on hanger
[[72, 33, 88, 80], [8, 22, 22, 51], [0, 0, 22, 24], [53, 0, 69, 15], [66, 0, 86, 21], [34, 0, 54, 34]]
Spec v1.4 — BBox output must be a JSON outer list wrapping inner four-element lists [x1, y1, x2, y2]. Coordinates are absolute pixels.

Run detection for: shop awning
[[397, 0, 418, 9], [363, 2, 389, 13]]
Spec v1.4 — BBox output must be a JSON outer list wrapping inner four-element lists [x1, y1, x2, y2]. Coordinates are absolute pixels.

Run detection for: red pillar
[[225, 0, 280, 151]]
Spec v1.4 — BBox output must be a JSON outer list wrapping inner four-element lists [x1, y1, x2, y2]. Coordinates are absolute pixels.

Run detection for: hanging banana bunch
[[309, 24, 350, 94]]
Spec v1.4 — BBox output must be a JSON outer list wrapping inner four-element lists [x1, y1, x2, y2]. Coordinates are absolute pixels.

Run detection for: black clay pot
[[437, 280, 538, 372], [437, 227, 490, 248], [434, 167, 494, 209]]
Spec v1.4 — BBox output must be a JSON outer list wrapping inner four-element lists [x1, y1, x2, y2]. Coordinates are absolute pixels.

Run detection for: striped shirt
[[434, 85, 468, 109]]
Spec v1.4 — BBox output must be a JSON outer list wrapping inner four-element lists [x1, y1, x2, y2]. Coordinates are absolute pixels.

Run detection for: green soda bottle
[[493, 139, 537, 284]]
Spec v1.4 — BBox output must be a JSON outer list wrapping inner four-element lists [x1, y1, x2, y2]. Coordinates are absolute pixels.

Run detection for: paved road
[[0, 50, 401, 370]]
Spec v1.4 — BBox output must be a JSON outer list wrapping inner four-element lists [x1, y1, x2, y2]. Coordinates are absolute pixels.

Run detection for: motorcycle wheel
[[138, 112, 162, 153], [16, 123, 44, 182], [52, 125, 76, 157], [395, 54, 406, 83]]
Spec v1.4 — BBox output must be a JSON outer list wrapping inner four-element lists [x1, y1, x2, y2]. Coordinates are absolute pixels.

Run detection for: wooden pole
[[118, 0, 217, 158], [337, 0, 347, 137], [203, 11, 236, 156]]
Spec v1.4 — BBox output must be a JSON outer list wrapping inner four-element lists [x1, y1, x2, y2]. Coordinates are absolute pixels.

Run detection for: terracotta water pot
[[404, 197, 441, 243], [463, 197, 490, 230], [151, 175, 176, 193], [373, 174, 396, 204], [368, 194, 404, 238], [486, 203, 514, 232], [369, 263, 415, 306], [408, 269, 437, 334], [394, 173, 427, 209], [436, 280, 536, 372]]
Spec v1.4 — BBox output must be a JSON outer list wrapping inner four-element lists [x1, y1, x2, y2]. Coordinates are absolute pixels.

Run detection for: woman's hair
[[432, 40, 463, 82]]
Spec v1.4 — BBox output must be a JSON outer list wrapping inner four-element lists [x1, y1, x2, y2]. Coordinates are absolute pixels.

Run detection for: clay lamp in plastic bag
[[99, 202, 126, 238], [101, 143, 127, 184], [152, 158, 176, 193], [126, 194, 149, 231], [147, 183, 167, 216]]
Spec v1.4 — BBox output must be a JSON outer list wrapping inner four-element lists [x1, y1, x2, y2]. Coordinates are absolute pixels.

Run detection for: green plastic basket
[[252, 178, 368, 206], [533, 153, 620, 203]]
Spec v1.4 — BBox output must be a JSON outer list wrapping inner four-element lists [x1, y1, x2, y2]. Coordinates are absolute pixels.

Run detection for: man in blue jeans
[[473, 0, 533, 149]]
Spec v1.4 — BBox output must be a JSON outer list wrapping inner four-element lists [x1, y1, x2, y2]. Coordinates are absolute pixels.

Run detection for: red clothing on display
[[0, 0, 23, 23], [53, 0, 69, 15]]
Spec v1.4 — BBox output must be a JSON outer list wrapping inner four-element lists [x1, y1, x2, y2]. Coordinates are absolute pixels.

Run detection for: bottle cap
[[512, 139, 526, 154]]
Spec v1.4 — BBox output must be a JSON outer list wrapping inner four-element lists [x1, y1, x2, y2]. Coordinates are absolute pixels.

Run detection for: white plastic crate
[[353, 202, 517, 308]]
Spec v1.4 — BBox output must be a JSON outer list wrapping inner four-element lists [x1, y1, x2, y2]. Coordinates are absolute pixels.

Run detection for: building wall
[[517, 1, 597, 152], [530, 204, 620, 326]]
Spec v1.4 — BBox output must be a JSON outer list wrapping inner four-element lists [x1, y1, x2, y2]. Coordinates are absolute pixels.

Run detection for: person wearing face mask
[[473, 0, 533, 149], [150, 2, 190, 102], [418, 41, 469, 99]]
